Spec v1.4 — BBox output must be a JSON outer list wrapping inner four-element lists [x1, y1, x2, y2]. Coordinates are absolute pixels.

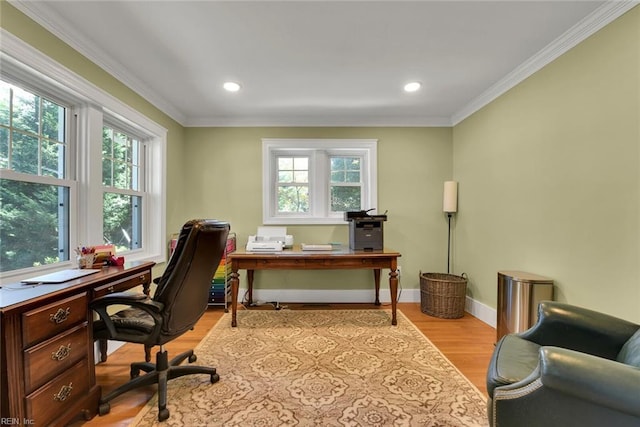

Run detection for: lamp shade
[[443, 181, 458, 213]]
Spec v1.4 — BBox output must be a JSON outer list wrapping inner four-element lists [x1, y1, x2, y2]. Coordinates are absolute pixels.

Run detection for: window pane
[[0, 127, 8, 169], [278, 171, 293, 183], [41, 98, 65, 141], [41, 140, 65, 178], [331, 156, 360, 183], [278, 156, 309, 185], [278, 185, 309, 213], [11, 131, 38, 174], [102, 158, 113, 186], [331, 186, 361, 212], [12, 87, 39, 134], [103, 192, 142, 251], [293, 157, 308, 170], [293, 171, 308, 183], [0, 179, 69, 272], [103, 126, 140, 191], [278, 157, 293, 170]]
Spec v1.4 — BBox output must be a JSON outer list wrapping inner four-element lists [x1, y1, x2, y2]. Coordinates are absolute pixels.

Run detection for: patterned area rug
[[131, 309, 488, 426]]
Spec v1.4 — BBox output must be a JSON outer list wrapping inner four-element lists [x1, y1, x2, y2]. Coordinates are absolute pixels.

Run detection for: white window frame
[[262, 138, 377, 225], [0, 30, 166, 283]]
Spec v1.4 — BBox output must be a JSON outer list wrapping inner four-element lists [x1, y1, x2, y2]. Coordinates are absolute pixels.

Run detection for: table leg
[[247, 270, 255, 305], [373, 269, 381, 306], [389, 265, 399, 326], [231, 270, 239, 327]]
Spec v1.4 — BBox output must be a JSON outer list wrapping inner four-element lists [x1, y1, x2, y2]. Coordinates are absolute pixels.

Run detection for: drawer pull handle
[[51, 344, 72, 361], [53, 382, 73, 402], [50, 307, 71, 324]]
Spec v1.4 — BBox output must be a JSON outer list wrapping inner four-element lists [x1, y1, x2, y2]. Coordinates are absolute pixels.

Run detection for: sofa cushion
[[617, 328, 640, 367], [487, 334, 541, 396]]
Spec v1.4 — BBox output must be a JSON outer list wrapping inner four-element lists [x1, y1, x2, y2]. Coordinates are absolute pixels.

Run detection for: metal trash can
[[497, 271, 554, 342]]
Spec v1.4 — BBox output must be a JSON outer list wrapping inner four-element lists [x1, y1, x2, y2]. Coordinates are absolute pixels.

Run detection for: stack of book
[[209, 232, 236, 306]]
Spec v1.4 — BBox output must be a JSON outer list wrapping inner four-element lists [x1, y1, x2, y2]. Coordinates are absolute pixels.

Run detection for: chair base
[[98, 347, 219, 421]]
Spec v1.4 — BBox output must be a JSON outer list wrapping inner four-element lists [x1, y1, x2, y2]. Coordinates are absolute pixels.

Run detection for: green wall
[[453, 6, 640, 322], [184, 127, 453, 292]]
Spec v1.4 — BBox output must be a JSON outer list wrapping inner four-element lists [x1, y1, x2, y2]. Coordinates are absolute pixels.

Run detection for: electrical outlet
[[396, 266, 402, 278]]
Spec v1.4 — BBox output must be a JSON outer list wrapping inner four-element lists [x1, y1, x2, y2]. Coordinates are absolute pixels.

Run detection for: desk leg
[[389, 263, 399, 326], [247, 270, 255, 305], [373, 269, 381, 306], [231, 270, 239, 327]]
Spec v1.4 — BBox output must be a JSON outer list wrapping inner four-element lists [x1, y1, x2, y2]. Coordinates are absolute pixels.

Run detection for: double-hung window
[[102, 125, 144, 252], [0, 80, 74, 272], [0, 32, 166, 281], [263, 139, 377, 225]]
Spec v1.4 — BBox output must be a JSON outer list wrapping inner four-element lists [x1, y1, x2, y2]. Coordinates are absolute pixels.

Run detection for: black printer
[[344, 210, 387, 251]]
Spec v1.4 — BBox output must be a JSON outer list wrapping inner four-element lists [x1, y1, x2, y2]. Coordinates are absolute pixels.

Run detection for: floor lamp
[[443, 181, 458, 274]]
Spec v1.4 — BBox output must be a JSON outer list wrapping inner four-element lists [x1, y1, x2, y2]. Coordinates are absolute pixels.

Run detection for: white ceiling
[[9, 1, 634, 127]]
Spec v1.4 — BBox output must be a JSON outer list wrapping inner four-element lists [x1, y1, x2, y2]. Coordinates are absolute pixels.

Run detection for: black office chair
[[91, 219, 230, 421]]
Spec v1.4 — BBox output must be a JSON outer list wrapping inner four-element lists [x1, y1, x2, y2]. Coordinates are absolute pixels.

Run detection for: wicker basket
[[420, 272, 468, 319]]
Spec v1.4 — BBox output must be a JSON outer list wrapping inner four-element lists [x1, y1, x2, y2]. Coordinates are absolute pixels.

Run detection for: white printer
[[246, 227, 294, 252]]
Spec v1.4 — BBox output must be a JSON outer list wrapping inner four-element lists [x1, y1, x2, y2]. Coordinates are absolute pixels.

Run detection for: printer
[[246, 226, 294, 252], [344, 210, 387, 251]]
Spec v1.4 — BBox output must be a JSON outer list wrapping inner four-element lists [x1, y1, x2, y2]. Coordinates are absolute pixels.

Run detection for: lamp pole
[[443, 181, 458, 275], [447, 212, 452, 274]]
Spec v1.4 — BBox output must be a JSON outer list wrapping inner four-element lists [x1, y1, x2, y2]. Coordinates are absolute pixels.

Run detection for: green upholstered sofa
[[486, 300, 640, 427]]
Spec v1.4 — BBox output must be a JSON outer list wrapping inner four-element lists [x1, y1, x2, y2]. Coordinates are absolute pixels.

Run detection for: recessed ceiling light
[[404, 82, 421, 92], [223, 81, 241, 92]]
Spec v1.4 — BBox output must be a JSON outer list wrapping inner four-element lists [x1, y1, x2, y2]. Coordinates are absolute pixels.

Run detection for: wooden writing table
[[0, 261, 154, 426], [228, 246, 401, 327]]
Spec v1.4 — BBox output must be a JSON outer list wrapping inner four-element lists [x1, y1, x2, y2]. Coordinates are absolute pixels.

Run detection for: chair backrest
[[153, 219, 230, 341]]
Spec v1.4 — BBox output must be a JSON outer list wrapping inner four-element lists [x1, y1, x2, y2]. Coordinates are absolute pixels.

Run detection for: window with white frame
[[263, 139, 377, 225], [102, 124, 144, 252], [0, 80, 73, 272], [0, 32, 166, 281]]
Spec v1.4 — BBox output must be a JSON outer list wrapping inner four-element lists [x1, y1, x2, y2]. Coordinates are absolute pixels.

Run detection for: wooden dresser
[[0, 261, 154, 426]]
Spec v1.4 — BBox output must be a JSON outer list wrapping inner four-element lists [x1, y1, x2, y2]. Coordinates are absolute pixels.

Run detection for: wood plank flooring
[[70, 303, 495, 426]]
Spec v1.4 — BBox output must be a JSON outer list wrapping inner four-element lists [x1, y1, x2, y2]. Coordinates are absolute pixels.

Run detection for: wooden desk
[[0, 261, 154, 426], [228, 247, 401, 327]]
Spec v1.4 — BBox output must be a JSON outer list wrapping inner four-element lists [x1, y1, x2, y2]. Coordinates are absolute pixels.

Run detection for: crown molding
[[450, 0, 639, 125], [8, 0, 187, 126], [185, 115, 453, 127]]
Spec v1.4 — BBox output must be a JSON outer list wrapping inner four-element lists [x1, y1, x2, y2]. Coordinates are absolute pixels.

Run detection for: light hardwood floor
[[71, 302, 495, 426]]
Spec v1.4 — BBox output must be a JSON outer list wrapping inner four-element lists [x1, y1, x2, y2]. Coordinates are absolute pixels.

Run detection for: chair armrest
[[518, 301, 639, 359], [90, 292, 164, 339], [495, 346, 640, 418]]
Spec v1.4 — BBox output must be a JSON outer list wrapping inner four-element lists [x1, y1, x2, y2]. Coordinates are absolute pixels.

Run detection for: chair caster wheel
[[211, 373, 220, 383], [98, 402, 111, 416], [130, 367, 140, 378], [158, 407, 170, 421], [188, 354, 197, 363]]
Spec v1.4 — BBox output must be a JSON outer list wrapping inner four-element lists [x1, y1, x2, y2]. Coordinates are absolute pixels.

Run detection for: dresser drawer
[[93, 270, 151, 298], [23, 322, 88, 393], [25, 357, 91, 426], [22, 293, 88, 348]]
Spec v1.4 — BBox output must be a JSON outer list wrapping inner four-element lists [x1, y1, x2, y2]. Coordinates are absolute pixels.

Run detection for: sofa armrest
[[518, 301, 639, 359]]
